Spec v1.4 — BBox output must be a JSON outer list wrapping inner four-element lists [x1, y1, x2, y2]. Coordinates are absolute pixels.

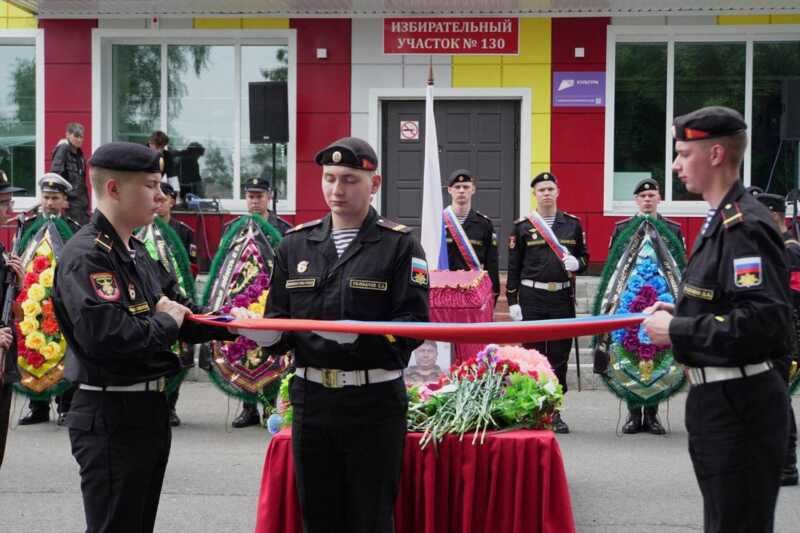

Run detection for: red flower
[[42, 318, 59, 336], [22, 272, 38, 290], [32, 256, 50, 274], [41, 300, 53, 313], [27, 351, 45, 368]]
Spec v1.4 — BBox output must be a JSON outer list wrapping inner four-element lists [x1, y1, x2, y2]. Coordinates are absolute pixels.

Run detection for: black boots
[[19, 401, 49, 425], [232, 403, 261, 428], [622, 408, 643, 434], [623, 405, 666, 435], [552, 411, 570, 434]]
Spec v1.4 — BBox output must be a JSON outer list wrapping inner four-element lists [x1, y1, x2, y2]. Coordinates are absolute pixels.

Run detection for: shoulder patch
[[287, 218, 323, 234], [94, 233, 113, 253], [177, 220, 191, 230], [475, 210, 492, 221], [514, 216, 527, 225], [786, 239, 800, 248], [561, 211, 579, 220], [720, 202, 744, 230], [376, 218, 411, 233]]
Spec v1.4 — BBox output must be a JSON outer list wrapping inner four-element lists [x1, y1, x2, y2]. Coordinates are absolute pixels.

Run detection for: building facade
[[1, 2, 799, 267]]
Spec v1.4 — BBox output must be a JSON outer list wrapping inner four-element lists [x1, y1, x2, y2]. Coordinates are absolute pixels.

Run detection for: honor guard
[[17, 173, 81, 426], [0, 171, 26, 469], [644, 107, 793, 532], [754, 191, 799, 486], [506, 171, 588, 433], [444, 169, 500, 302], [607, 177, 685, 435], [156, 181, 198, 426], [254, 136, 429, 532], [52, 142, 236, 532]]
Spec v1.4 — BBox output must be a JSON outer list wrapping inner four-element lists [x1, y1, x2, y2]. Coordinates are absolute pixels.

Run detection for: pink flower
[[639, 344, 657, 360], [492, 344, 557, 381]]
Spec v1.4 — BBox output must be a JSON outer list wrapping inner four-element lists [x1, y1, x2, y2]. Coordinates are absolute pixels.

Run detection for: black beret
[[89, 142, 162, 173], [673, 106, 747, 142], [448, 169, 474, 186], [243, 177, 272, 193], [755, 193, 786, 214], [315, 137, 378, 171], [745, 186, 764, 197], [530, 172, 557, 188], [0, 170, 25, 194], [160, 181, 177, 198], [634, 178, 659, 195]]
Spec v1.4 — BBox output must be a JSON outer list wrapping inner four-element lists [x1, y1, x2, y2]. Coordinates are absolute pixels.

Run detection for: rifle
[[0, 214, 23, 380]]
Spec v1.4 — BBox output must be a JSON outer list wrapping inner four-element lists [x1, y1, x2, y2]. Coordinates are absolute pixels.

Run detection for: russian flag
[[420, 82, 449, 271]]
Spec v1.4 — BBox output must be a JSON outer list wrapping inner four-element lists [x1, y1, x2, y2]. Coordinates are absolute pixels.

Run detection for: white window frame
[[605, 24, 800, 217], [0, 29, 45, 212], [92, 28, 297, 215]]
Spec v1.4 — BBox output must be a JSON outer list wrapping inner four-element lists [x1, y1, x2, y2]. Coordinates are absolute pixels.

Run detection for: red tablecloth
[[254, 429, 575, 533]]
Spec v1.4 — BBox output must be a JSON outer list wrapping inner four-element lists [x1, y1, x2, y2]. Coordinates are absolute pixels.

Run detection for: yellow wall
[[0, 1, 36, 29], [451, 18, 551, 210], [193, 18, 289, 29], [718, 14, 800, 25]]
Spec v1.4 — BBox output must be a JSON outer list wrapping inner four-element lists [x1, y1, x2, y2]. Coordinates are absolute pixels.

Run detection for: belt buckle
[[158, 377, 166, 393], [321, 369, 341, 389], [547, 281, 558, 292]]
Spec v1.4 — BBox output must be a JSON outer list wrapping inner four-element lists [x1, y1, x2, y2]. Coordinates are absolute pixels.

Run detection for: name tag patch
[[286, 278, 316, 290], [683, 284, 715, 301], [128, 302, 150, 315], [350, 279, 388, 292], [734, 256, 762, 288]]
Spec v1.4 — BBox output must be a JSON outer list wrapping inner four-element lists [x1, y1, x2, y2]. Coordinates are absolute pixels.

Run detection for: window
[[606, 26, 800, 215], [0, 35, 42, 202], [100, 31, 295, 212]]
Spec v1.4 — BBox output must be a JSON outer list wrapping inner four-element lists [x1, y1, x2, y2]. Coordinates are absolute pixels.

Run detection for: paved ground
[[1, 382, 799, 532]]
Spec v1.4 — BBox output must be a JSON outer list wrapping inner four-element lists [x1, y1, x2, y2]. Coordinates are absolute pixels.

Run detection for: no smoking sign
[[400, 120, 420, 141]]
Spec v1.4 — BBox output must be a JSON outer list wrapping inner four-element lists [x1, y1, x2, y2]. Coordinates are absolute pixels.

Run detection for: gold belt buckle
[[547, 282, 558, 292], [321, 369, 341, 388]]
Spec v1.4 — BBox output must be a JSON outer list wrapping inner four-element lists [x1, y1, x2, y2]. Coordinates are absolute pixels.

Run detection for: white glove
[[235, 328, 283, 347], [563, 254, 580, 272], [509, 304, 523, 322], [313, 331, 359, 344]]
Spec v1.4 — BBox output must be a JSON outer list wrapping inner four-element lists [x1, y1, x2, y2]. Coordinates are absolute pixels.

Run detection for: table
[[255, 429, 575, 533]]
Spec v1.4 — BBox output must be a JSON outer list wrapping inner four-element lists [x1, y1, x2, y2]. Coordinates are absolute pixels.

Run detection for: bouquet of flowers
[[219, 272, 270, 370], [16, 245, 66, 375], [609, 257, 674, 381]]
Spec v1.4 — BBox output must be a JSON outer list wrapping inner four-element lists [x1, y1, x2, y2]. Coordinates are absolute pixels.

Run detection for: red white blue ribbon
[[443, 206, 481, 270], [526, 211, 569, 261]]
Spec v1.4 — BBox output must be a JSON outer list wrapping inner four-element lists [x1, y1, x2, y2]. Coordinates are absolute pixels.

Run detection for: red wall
[[289, 18, 351, 225], [550, 17, 615, 265], [40, 19, 96, 172]]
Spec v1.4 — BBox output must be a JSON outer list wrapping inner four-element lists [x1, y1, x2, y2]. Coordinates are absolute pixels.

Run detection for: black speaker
[[781, 79, 800, 141], [249, 81, 289, 144]]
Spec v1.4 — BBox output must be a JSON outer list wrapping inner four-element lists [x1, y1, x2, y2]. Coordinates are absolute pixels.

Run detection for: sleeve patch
[[733, 256, 762, 288], [410, 257, 429, 287], [91, 272, 121, 301]]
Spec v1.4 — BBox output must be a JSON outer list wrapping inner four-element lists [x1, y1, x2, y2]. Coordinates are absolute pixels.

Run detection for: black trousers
[[67, 389, 171, 533], [521, 292, 574, 393], [685, 369, 789, 533], [290, 376, 407, 533], [0, 383, 12, 469]]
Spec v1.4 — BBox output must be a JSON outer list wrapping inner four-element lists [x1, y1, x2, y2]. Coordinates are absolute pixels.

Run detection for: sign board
[[553, 72, 606, 107], [384, 18, 519, 55], [400, 120, 420, 140]]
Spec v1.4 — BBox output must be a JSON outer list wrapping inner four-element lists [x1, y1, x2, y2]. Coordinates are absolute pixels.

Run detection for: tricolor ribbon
[[190, 313, 646, 345], [443, 206, 481, 270], [526, 211, 569, 261]]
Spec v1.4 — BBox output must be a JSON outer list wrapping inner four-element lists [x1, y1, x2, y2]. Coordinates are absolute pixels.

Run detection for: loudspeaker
[[781, 79, 800, 141], [249, 81, 289, 144]]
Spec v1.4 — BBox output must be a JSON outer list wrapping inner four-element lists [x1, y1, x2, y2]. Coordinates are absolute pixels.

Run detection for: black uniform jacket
[[669, 182, 793, 367], [506, 210, 588, 306], [266, 207, 429, 371], [167, 217, 196, 265], [610, 214, 685, 251], [445, 208, 500, 299], [52, 210, 232, 386]]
